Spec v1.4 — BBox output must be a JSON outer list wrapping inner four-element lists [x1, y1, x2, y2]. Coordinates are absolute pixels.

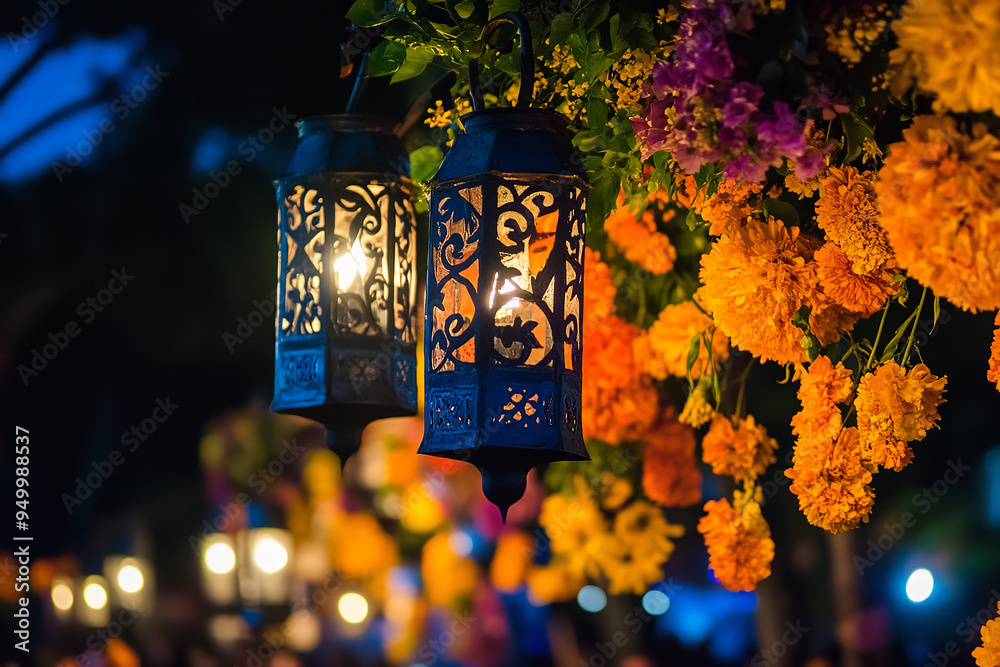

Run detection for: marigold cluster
[[643, 408, 702, 508], [790, 355, 853, 449], [826, 3, 892, 66], [699, 217, 853, 364], [854, 360, 948, 471], [890, 0, 1000, 115], [815, 166, 893, 274], [421, 531, 477, 607], [688, 178, 765, 237], [636, 301, 729, 380], [973, 602, 1000, 667], [604, 203, 677, 275], [988, 313, 1000, 393], [601, 500, 685, 595], [701, 414, 777, 482], [875, 114, 1000, 312], [786, 427, 876, 533], [697, 489, 774, 592], [680, 381, 715, 428], [583, 250, 659, 443]]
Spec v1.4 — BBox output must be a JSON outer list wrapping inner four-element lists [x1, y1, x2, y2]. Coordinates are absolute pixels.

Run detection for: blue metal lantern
[[418, 14, 590, 520], [272, 114, 418, 464]]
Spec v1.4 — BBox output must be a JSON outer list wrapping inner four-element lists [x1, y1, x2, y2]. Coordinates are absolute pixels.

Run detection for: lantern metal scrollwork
[[272, 114, 418, 465], [418, 13, 590, 520]]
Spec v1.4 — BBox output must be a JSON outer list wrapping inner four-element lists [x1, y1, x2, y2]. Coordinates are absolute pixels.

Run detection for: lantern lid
[[432, 107, 588, 184], [279, 114, 408, 178]]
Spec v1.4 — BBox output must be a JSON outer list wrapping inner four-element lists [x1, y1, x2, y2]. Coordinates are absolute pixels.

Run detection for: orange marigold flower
[[636, 301, 730, 380], [605, 204, 677, 275], [421, 532, 478, 607], [584, 376, 660, 445], [694, 179, 765, 237], [815, 242, 901, 317], [525, 565, 582, 604], [988, 312, 1000, 392], [786, 427, 876, 533], [701, 414, 778, 482], [697, 489, 774, 592], [490, 532, 535, 592], [808, 292, 862, 348], [973, 603, 1000, 667], [890, 0, 1000, 116], [854, 360, 948, 471], [791, 355, 853, 449], [583, 248, 617, 325], [698, 217, 818, 364], [875, 114, 1000, 312], [643, 408, 703, 508], [816, 165, 893, 274]]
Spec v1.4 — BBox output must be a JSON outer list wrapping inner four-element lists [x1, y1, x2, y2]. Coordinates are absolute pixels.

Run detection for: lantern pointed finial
[[480, 462, 529, 523], [327, 428, 364, 472]]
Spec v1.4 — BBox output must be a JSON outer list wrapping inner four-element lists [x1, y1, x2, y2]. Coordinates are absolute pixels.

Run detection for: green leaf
[[390, 47, 435, 83], [791, 305, 820, 361], [410, 145, 444, 183], [840, 111, 875, 164], [580, 1, 610, 32], [932, 295, 941, 332], [489, 0, 520, 19], [879, 309, 920, 362], [762, 198, 800, 226], [454, 0, 475, 18], [685, 335, 701, 381], [346, 0, 394, 26], [549, 13, 575, 47], [369, 40, 406, 77]]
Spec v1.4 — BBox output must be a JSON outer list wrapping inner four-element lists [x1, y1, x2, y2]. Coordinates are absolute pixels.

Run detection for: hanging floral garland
[[344, 0, 1000, 661]]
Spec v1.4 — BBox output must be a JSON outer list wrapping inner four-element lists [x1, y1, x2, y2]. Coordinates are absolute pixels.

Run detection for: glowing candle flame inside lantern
[[335, 239, 368, 292]]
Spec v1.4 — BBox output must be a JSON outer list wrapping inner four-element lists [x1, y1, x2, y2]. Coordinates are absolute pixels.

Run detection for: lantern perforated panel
[[272, 116, 417, 463], [419, 108, 589, 518]]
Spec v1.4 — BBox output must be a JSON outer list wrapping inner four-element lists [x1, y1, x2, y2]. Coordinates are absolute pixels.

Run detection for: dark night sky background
[[1, 0, 1000, 664]]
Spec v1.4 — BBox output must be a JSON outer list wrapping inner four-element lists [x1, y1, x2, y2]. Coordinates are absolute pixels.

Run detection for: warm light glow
[[334, 239, 367, 292], [205, 542, 236, 574], [117, 564, 144, 593], [906, 568, 934, 603], [51, 583, 74, 611], [253, 537, 289, 574], [488, 273, 521, 310], [338, 593, 369, 623], [83, 583, 108, 609], [577, 585, 607, 613]]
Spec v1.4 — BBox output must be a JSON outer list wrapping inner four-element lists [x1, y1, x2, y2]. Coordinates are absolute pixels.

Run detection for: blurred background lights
[[642, 589, 671, 615], [51, 583, 74, 611], [118, 564, 144, 593], [253, 536, 289, 573], [205, 542, 236, 574], [906, 568, 934, 602], [84, 582, 108, 609], [338, 593, 369, 623], [577, 585, 607, 613], [448, 530, 473, 557]]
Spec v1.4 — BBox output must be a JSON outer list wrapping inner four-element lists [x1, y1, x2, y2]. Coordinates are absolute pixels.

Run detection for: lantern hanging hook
[[469, 12, 534, 112], [341, 23, 379, 114], [345, 51, 369, 113]]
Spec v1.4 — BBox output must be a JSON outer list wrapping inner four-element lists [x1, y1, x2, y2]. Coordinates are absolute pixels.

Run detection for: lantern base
[[417, 445, 589, 522]]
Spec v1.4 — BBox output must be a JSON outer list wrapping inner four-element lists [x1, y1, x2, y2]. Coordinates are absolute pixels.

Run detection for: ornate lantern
[[271, 114, 418, 464], [418, 13, 589, 520]]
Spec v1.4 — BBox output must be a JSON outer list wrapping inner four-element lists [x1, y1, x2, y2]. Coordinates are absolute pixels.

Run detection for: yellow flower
[[890, 0, 1000, 115], [539, 481, 607, 580], [854, 360, 948, 471], [600, 477, 633, 510], [636, 301, 730, 380], [826, 3, 892, 66], [680, 381, 715, 428], [875, 114, 1000, 312], [600, 501, 684, 595], [786, 427, 876, 533], [815, 166, 892, 274], [973, 602, 1000, 667], [697, 488, 774, 592]]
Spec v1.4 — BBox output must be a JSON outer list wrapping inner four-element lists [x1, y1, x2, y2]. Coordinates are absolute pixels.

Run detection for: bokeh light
[[577, 585, 607, 613], [906, 568, 934, 603], [117, 564, 144, 593], [51, 583, 74, 611], [253, 536, 289, 574], [642, 589, 671, 615], [338, 593, 369, 623], [205, 542, 236, 574], [84, 582, 108, 609]]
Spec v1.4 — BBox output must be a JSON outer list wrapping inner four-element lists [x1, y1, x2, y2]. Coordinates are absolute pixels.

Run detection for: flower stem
[[901, 286, 928, 367], [864, 298, 892, 373]]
